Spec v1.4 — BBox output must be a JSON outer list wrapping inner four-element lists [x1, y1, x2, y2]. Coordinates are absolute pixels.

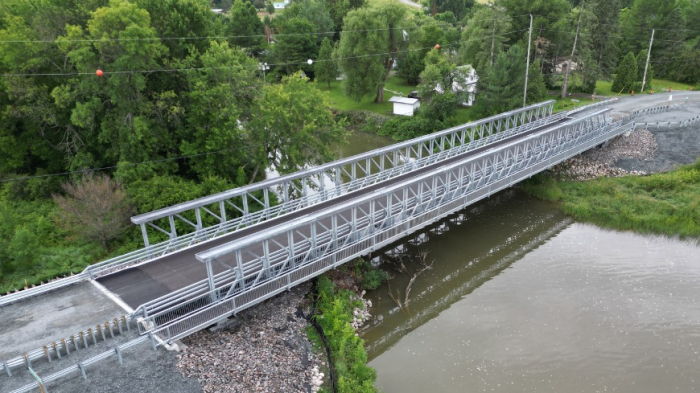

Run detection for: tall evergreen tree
[[228, 0, 265, 55], [590, 0, 620, 78], [459, 5, 512, 75], [473, 44, 526, 117], [611, 51, 638, 93], [315, 37, 337, 87], [526, 60, 548, 104]]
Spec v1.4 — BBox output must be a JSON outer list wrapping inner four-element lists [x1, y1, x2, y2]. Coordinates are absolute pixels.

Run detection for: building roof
[[388, 96, 419, 105]]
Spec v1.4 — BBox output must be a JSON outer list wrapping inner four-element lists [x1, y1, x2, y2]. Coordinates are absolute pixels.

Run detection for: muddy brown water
[[361, 192, 700, 393], [340, 130, 700, 393]]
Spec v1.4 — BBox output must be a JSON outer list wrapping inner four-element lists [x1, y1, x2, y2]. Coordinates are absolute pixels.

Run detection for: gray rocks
[[176, 283, 323, 393], [551, 128, 658, 180]]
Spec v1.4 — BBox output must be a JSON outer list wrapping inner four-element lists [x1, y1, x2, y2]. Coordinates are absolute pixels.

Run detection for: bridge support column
[[206, 259, 217, 301]]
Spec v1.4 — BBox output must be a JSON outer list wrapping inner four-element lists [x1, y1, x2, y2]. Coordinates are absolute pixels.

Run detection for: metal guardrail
[[9, 335, 152, 393], [635, 114, 700, 129], [133, 110, 633, 341], [2, 315, 132, 377]]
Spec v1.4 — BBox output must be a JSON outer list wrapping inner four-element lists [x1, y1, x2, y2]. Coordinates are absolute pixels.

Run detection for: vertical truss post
[[168, 216, 177, 240], [262, 240, 271, 277], [206, 259, 217, 301], [195, 208, 203, 231], [288, 231, 296, 268], [140, 224, 150, 248], [219, 201, 227, 224]]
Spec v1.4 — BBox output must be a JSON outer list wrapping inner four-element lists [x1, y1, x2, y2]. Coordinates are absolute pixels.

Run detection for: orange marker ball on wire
[[95, 69, 104, 77], [435, 44, 440, 50]]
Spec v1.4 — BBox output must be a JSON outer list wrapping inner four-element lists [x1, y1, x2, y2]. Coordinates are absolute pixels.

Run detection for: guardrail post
[[149, 333, 157, 351], [4, 362, 11, 377], [44, 346, 51, 362], [53, 342, 61, 359], [78, 363, 87, 380], [115, 347, 123, 365], [62, 339, 70, 355]]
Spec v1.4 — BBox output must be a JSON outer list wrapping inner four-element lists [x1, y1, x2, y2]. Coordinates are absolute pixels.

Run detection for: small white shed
[[389, 96, 420, 116]]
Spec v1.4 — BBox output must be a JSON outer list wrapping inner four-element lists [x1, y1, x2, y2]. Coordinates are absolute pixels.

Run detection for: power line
[[0, 22, 463, 45], [0, 29, 529, 78]]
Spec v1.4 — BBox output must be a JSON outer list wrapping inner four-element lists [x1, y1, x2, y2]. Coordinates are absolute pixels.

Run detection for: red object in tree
[[435, 44, 440, 50], [95, 69, 104, 77]]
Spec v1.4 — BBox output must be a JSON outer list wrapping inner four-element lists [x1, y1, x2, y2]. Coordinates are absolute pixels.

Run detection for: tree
[[276, 0, 334, 44], [418, 48, 456, 101], [611, 51, 638, 94], [53, 174, 134, 249], [266, 2, 275, 14], [180, 41, 261, 180], [473, 44, 526, 117], [228, 0, 265, 54], [619, 0, 686, 79], [397, 51, 424, 85], [526, 60, 548, 104], [501, 0, 571, 44], [431, 0, 474, 21], [337, 0, 406, 102], [246, 73, 348, 180], [272, 17, 318, 75], [459, 5, 512, 75], [326, 0, 365, 32], [590, 0, 620, 78], [315, 37, 337, 88]]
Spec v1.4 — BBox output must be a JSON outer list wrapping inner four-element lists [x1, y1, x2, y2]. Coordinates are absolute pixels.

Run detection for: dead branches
[[386, 249, 434, 312]]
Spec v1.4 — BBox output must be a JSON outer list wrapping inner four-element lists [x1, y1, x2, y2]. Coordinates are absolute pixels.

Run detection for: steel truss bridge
[[3, 99, 685, 392]]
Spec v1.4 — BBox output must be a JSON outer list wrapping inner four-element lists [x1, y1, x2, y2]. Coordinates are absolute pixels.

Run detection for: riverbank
[[522, 124, 700, 238], [176, 283, 325, 393]]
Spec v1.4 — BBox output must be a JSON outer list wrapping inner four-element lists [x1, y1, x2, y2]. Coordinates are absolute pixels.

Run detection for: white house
[[389, 96, 420, 116], [435, 65, 478, 106], [273, 0, 291, 9]]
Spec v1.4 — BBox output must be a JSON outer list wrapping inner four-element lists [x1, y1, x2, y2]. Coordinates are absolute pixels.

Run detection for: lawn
[[596, 79, 693, 96], [319, 76, 477, 125], [553, 96, 594, 112]]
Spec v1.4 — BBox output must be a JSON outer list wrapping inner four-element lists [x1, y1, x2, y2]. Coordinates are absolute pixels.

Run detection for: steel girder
[[130, 101, 556, 249], [136, 109, 633, 341]]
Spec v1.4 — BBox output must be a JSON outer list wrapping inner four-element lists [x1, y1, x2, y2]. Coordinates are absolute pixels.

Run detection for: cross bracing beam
[[130, 100, 558, 248], [133, 109, 633, 340]]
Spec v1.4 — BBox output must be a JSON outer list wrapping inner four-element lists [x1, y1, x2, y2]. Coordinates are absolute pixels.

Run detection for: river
[[338, 131, 700, 393]]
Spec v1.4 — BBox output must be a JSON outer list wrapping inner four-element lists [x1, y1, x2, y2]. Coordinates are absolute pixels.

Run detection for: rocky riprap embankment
[[551, 128, 658, 180], [176, 283, 325, 393]]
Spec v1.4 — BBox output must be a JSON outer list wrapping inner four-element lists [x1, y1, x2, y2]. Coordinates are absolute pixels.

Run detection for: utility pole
[[641, 29, 655, 93], [490, 1, 497, 67], [523, 14, 533, 107], [561, 1, 584, 99]]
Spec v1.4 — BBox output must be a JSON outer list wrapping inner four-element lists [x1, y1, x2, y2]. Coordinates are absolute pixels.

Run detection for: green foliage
[[430, 0, 474, 21], [526, 60, 548, 104], [619, 0, 686, 79], [277, 0, 334, 45], [272, 17, 318, 75], [612, 51, 638, 93], [313, 276, 378, 393], [397, 51, 423, 85], [248, 73, 348, 177], [228, 0, 265, 54], [337, 0, 406, 102], [473, 44, 526, 117], [523, 160, 700, 238], [315, 38, 337, 88], [459, 5, 512, 75]]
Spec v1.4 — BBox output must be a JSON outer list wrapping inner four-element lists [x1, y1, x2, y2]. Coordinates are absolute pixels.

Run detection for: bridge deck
[[97, 116, 570, 309]]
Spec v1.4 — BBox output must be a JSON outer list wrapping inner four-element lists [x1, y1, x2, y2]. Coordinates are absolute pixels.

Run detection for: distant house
[[389, 96, 420, 116], [273, 0, 291, 8], [554, 58, 579, 73], [210, 8, 224, 13], [434, 65, 479, 106]]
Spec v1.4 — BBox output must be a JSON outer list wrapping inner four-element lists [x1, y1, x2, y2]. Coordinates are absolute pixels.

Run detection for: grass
[[521, 160, 700, 238], [553, 97, 594, 113], [596, 78, 694, 96], [320, 76, 476, 125]]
